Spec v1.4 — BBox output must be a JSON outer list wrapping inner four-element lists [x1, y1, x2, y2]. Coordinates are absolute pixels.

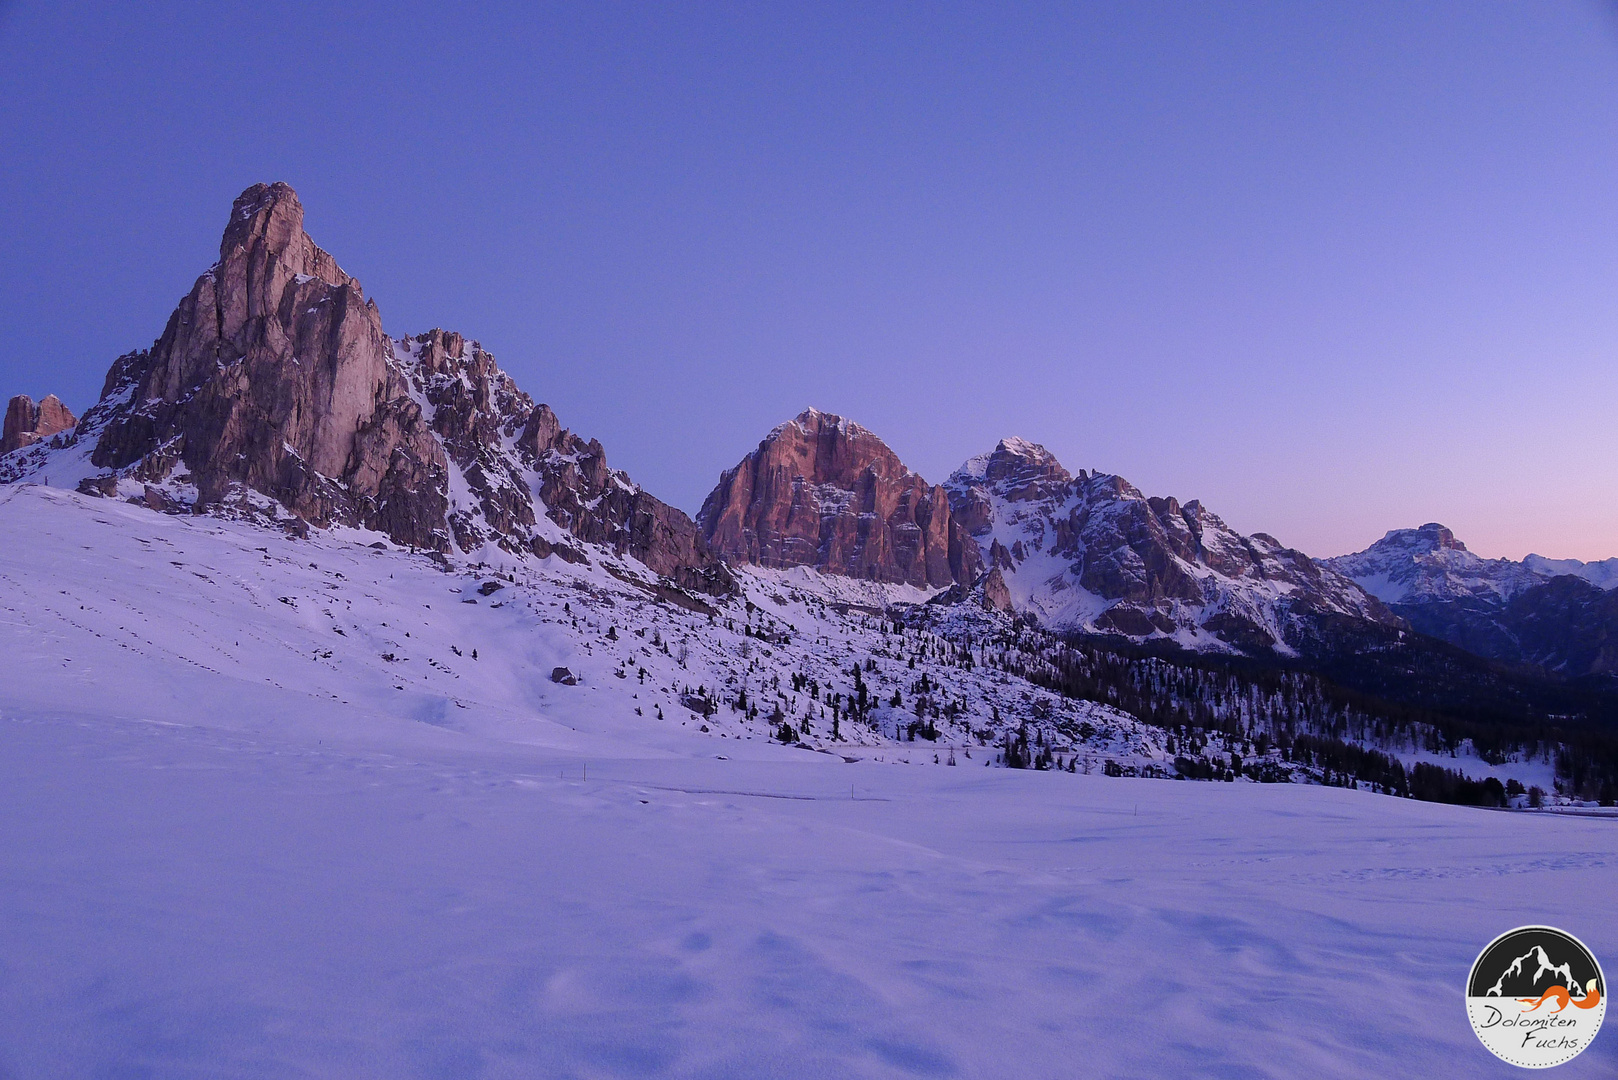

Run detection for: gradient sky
[[3, 2, 1616, 560]]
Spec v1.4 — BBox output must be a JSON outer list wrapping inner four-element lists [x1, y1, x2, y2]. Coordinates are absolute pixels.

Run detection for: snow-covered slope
[[7, 685, 1614, 1078], [944, 439, 1394, 654], [7, 479, 1561, 789], [0, 483, 1161, 772]]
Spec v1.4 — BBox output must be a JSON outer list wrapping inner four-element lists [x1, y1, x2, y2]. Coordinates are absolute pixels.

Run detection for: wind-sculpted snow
[[2, 669, 1615, 1076]]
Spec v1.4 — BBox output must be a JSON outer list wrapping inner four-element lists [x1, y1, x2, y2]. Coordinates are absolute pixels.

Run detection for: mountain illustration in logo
[[1469, 928, 1604, 1001], [1486, 944, 1585, 998], [1467, 925, 1607, 1068]]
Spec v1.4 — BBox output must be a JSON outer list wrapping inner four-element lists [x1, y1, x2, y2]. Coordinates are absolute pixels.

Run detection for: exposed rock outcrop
[[2, 394, 77, 453], [981, 566, 1013, 612], [399, 329, 730, 592], [85, 182, 451, 547], [6, 182, 728, 592], [945, 438, 1397, 653], [697, 409, 980, 589]]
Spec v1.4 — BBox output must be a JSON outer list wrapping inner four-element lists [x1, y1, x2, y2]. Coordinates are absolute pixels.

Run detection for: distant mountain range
[[3, 182, 1613, 683], [1328, 525, 1618, 676]]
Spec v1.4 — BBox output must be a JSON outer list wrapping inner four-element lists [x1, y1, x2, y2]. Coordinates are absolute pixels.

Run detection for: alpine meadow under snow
[[3, 184, 1617, 1077]]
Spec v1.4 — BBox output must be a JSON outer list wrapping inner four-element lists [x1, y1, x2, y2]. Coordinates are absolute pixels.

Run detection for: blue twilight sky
[[3, 2, 1617, 560]]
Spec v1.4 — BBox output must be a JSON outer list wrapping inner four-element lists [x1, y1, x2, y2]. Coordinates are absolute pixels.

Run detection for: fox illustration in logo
[[1519, 980, 1603, 1014]]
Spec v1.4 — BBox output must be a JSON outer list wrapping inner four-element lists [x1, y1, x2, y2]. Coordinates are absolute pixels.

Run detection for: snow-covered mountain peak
[[1330, 524, 1618, 605], [1323, 525, 1618, 674], [1523, 553, 1618, 591], [1326, 525, 1542, 605], [944, 450, 1393, 653], [948, 438, 1072, 494], [1378, 523, 1469, 555]]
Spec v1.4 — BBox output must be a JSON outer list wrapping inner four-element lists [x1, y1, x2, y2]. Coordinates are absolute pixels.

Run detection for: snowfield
[[1, 484, 1615, 1077]]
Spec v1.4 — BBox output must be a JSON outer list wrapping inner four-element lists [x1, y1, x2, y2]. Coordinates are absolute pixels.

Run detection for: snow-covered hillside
[[0, 483, 1162, 773], [9, 480, 1573, 794], [3, 464, 1615, 1077], [3, 594, 1616, 1077]]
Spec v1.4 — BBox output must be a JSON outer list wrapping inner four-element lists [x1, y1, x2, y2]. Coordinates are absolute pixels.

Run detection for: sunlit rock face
[[699, 408, 981, 590], [10, 182, 729, 592]]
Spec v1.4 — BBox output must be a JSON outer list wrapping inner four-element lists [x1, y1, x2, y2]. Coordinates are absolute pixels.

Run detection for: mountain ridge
[[942, 437, 1399, 654], [0, 182, 731, 594], [2, 183, 1615, 674]]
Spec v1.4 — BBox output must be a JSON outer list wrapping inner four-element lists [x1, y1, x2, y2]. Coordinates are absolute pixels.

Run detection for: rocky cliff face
[[2, 395, 77, 454], [944, 438, 1396, 653], [80, 182, 450, 546], [1326, 525, 1618, 675], [697, 409, 980, 589], [398, 328, 728, 592], [3, 183, 728, 592]]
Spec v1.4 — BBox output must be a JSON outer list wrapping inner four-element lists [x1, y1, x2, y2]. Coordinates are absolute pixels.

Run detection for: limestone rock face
[[87, 182, 451, 547], [1, 394, 77, 453], [981, 566, 1013, 612], [945, 438, 1397, 653], [697, 409, 980, 589], [9, 182, 728, 592], [398, 329, 730, 593]]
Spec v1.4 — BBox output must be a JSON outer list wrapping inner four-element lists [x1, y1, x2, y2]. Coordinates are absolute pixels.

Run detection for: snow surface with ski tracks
[[1, 484, 1614, 1078]]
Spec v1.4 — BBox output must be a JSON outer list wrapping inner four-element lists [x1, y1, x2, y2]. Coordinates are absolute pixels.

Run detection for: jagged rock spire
[[8, 183, 730, 592]]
